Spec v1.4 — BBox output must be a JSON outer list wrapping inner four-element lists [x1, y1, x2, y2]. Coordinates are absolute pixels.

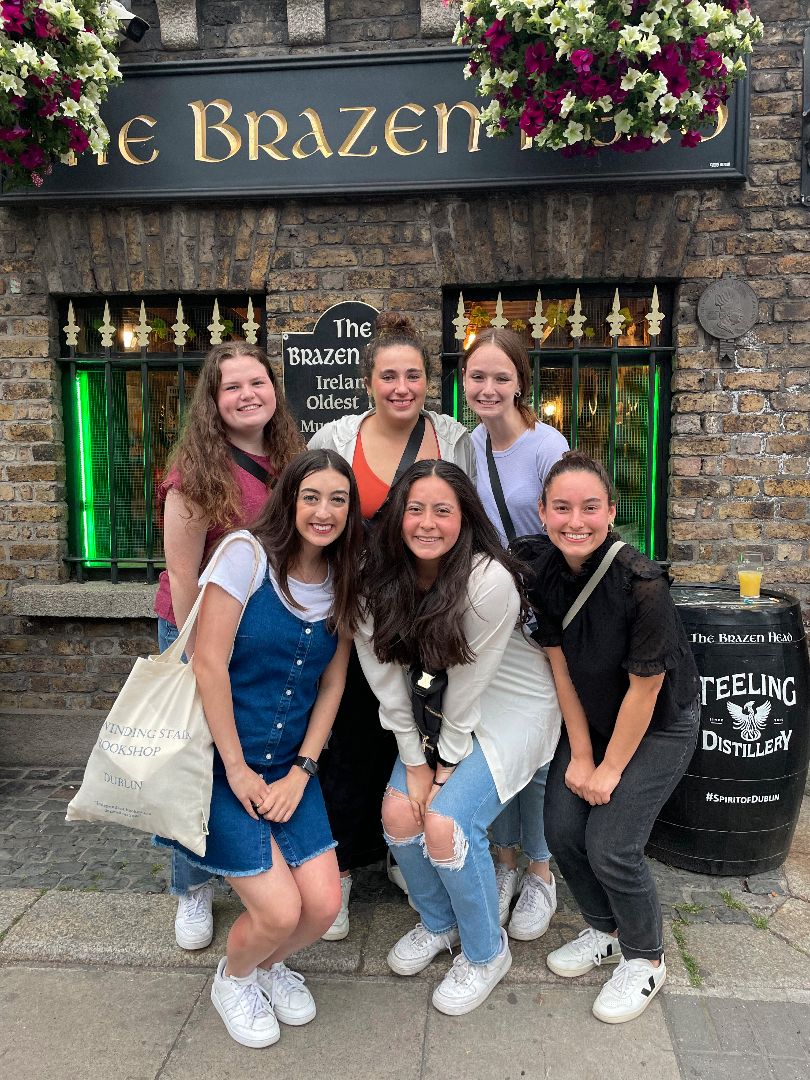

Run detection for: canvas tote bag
[[66, 533, 262, 856]]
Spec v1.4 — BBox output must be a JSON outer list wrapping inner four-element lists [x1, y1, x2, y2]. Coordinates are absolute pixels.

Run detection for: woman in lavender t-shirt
[[463, 327, 568, 942]]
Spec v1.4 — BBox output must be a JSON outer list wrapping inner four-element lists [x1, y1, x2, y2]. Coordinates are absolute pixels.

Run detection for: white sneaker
[[174, 882, 214, 950], [432, 928, 512, 1016], [256, 962, 316, 1026], [507, 872, 557, 941], [592, 956, 667, 1024], [494, 864, 522, 926], [321, 874, 351, 941], [387, 922, 460, 976], [546, 926, 621, 978], [210, 958, 280, 1048]]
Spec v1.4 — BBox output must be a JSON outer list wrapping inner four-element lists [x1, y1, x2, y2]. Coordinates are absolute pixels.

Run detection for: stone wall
[[0, 3, 808, 762]]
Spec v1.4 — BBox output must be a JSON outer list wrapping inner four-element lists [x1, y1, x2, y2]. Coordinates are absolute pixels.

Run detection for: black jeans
[[544, 698, 700, 961]]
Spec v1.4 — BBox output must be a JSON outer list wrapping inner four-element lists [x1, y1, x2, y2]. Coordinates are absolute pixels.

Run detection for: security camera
[[108, 2, 150, 43]]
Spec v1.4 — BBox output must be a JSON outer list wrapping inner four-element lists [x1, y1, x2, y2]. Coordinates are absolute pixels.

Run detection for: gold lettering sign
[[338, 107, 378, 158], [435, 101, 481, 154], [246, 109, 290, 161], [188, 99, 241, 162], [292, 109, 334, 159], [384, 104, 427, 156], [118, 115, 159, 165], [699, 104, 729, 143]]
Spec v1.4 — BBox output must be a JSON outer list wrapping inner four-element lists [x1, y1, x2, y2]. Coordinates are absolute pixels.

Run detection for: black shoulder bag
[[485, 433, 516, 544], [364, 414, 426, 530], [407, 665, 449, 770]]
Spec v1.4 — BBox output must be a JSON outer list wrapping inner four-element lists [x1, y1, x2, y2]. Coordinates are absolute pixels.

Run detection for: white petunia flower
[[658, 93, 679, 115], [564, 120, 585, 144], [559, 91, 577, 119], [620, 68, 643, 90], [650, 121, 670, 143], [614, 109, 632, 134]]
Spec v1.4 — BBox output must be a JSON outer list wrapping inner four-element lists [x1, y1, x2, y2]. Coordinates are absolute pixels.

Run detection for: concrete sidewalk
[[1, 767, 810, 1078]]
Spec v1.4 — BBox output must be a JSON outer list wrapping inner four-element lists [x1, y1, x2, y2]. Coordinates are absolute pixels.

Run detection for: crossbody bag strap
[[561, 540, 625, 631], [485, 432, 517, 544], [159, 532, 263, 662], [367, 414, 426, 525], [391, 414, 426, 486], [228, 444, 273, 487]]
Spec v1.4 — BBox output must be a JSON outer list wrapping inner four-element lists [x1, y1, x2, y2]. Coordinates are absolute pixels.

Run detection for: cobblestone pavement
[[0, 765, 792, 930]]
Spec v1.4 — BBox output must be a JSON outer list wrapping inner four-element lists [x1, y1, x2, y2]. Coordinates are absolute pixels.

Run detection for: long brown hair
[[252, 449, 363, 637], [361, 460, 526, 669], [463, 327, 538, 429], [164, 342, 304, 528]]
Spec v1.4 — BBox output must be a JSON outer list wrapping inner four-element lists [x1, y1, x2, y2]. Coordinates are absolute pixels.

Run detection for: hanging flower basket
[[450, 1, 764, 155], [0, 1, 122, 190]]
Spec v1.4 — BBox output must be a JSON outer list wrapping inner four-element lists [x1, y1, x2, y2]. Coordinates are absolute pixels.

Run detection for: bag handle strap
[[157, 533, 263, 663], [485, 432, 516, 543], [366, 414, 426, 527], [562, 541, 625, 631], [228, 444, 274, 488]]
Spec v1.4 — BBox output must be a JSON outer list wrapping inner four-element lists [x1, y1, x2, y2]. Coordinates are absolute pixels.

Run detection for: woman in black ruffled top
[[518, 450, 699, 1026]]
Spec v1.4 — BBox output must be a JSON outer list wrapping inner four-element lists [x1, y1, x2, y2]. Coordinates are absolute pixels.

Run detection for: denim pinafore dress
[[157, 567, 338, 876]]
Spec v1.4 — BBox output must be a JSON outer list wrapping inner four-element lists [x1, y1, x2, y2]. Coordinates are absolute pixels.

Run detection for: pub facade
[[0, 0, 807, 765]]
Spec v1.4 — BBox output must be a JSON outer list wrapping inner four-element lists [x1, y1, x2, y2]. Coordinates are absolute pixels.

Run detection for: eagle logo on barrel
[[727, 700, 771, 742]]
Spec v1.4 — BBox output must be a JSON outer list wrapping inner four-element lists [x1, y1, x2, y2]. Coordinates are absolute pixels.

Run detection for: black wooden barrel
[[647, 585, 810, 876]]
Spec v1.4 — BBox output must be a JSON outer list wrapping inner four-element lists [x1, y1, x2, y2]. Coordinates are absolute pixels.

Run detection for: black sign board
[[282, 302, 376, 437], [0, 48, 751, 203]]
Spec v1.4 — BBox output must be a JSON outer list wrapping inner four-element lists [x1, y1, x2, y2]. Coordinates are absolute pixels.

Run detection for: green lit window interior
[[61, 295, 264, 579], [443, 287, 671, 560]]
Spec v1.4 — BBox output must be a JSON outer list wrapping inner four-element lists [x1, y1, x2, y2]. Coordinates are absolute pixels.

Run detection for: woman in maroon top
[[154, 341, 303, 950]]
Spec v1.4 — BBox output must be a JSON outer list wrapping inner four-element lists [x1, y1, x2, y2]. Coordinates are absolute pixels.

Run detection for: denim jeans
[[385, 739, 505, 965], [490, 763, 552, 863], [544, 698, 700, 961], [156, 617, 211, 896]]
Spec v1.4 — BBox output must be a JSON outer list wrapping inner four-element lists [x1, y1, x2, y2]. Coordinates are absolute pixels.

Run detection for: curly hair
[[463, 326, 539, 430], [163, 342, 304, 528], [251, 449, 363, 637], [361, 460, 527, 670]]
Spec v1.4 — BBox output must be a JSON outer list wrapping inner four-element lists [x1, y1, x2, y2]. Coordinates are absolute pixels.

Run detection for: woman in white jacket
[[307, 312, 474, 939], [355, 460, 560, 1016]]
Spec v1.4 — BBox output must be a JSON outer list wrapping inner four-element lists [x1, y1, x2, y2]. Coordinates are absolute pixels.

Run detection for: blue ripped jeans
[[384, 739, 505, 965], [490, 763, 552, 863], [157, 617, 212, 896]]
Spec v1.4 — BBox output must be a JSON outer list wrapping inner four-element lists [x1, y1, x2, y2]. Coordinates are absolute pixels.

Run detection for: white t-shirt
[[199, 531, 333, 623]]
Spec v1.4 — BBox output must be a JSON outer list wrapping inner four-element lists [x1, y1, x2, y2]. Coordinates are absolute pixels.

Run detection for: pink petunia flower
[[571, 50, 594, 75], [483, 19, 512, 64], [19, 144, 46, 170], [0, 1, 27, 35], [614, 134, 654, 154], [519, 97, 546, 138], [525, 41, 554, 76], [69, 127, 90, 154], [681, 130, 702, 148], [0, 125, 31, 141], [650, 44, 690, 98]]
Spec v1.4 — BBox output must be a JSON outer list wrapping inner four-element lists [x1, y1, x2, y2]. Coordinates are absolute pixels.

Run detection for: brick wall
[[1, 3, 808, 761]]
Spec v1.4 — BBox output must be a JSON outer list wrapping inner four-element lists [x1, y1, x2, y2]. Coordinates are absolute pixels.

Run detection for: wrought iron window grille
[[58, 295, 265, 583], [441, 285, 674, 560]]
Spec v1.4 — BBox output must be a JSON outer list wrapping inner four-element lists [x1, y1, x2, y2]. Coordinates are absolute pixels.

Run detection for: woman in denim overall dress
[[156, 450, 362, 1049]]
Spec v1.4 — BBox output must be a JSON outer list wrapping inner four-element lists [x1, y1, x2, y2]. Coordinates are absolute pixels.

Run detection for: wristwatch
[[294, 755, 319, 778]]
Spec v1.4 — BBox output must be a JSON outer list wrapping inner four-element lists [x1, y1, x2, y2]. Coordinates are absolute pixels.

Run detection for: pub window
[[58, 295, 265, 583], [441, 285, 673, 560]]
